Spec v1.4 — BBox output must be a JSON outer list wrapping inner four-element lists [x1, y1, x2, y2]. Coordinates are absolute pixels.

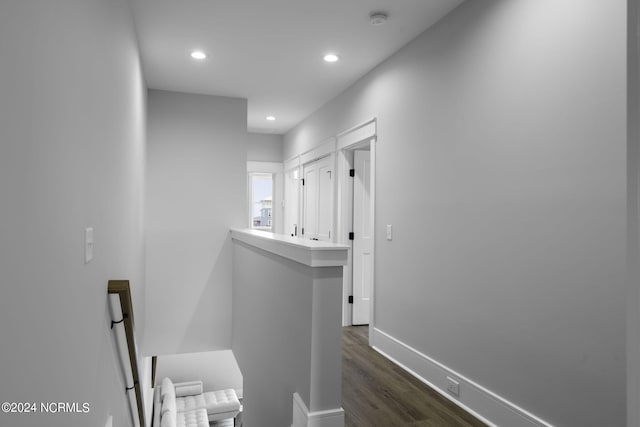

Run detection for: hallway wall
[[145, 90, 247, 355], [247, 132, 283, 162], [284, 1, 627, 425], [627, 1, 640, 424], [0, 0, 147, 426]]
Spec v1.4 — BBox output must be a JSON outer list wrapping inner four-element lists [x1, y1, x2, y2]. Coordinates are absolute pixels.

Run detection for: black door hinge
[[348, 232, 354, 241], [348, 296, 354, 304], [302, 178, 305, 186], [349, 169, 355, 177], [301, 227, 304, 236]]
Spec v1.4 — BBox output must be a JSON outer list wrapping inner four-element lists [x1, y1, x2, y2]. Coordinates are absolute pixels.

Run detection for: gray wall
[[628, 1, 640, 425], [232, 242, 313, 427], [0, 0, 147, 426], [284, 1, 627, 425], [247, 133, 283, 162], [232, 241, 343, 427], [155, 350, 243, 395], [145, 90, 247, 355]]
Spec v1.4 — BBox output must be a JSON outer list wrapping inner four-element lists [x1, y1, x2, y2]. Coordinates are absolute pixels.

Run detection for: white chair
[[154, 377, 241, 427]]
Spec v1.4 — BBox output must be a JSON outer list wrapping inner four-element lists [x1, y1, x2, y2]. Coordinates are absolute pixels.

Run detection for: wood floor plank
[[342, 326, 487, 427]]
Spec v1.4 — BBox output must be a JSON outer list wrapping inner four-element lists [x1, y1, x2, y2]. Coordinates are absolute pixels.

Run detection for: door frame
[[282, 120, 377, 341], [336, 119, 376, 342]]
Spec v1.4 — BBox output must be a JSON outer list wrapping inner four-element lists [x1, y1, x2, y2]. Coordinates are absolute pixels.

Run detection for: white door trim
[[368, 138, 376, 342], [300, 137, 336, 166], [336, 118, 377, 150], [336, 119, 377, 334], [336, 150, 354, 326], [247, 161, 283, 174]]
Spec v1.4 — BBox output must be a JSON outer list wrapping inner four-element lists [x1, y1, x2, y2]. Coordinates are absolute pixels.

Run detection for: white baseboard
[[292, 393, 344, 427], [372, 328, 553, 427]]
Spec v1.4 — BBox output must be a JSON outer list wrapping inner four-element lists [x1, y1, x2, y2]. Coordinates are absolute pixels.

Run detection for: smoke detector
[[369, 12, 388, 26]]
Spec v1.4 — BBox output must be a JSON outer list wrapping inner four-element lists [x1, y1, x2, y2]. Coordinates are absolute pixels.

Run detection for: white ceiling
[[131, 0, 464, 134]]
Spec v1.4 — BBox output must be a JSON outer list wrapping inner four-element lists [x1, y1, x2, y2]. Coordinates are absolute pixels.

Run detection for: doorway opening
[[340, 141, 373, 327], [282, 119, 376, 336], [336, 120, 376, 333]]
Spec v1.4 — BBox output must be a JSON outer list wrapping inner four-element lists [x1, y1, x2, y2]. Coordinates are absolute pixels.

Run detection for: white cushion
[[161, 377, 174, 402], [176, 389, 240, 416], [160, 410, 176, 427], [174, 381, 203, 397], [162, 394, 176, 415], [175, 408, 209, 427]]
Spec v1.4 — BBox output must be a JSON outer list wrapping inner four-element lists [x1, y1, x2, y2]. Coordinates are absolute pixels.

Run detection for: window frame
[[248, 172, 274, 231]]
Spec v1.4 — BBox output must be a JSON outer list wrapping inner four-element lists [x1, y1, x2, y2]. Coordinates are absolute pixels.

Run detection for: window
[[249, 173, 273, 230]]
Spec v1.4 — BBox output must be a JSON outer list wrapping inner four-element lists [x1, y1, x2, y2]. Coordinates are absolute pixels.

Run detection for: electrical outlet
[[446, 376, 460, 397]]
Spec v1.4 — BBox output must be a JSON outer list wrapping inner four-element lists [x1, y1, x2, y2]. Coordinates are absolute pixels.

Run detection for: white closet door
[[352, 150, 371, 325], [302, 155, 334, 241], [303, 161, 318, 238], [316, 155, 333, 242], [284, 168, 300, 237]]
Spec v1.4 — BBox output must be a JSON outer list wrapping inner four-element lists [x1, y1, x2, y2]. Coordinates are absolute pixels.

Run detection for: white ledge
[[230, 229, 349, 267]]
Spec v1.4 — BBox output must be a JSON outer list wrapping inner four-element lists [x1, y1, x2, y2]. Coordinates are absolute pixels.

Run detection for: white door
[[303, 161, 317, 238], [302, 156, 333, 241], [352, 150, 371, 325], [316, 156, 333, 241], [284, 168, 300, 236]]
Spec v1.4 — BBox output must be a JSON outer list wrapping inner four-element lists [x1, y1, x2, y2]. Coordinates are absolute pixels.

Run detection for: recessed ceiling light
[[266, 116, 276, 121], [323, 53, 340, 63], [190, 50, 207, 60]]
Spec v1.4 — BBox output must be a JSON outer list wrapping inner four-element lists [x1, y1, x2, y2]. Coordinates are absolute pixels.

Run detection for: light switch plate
[[386, 224, 393, 241], [85, 227, 94, 264]]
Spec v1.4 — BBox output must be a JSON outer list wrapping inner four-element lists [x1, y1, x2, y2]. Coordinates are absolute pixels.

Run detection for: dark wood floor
[[342, 326, 487, 427]]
